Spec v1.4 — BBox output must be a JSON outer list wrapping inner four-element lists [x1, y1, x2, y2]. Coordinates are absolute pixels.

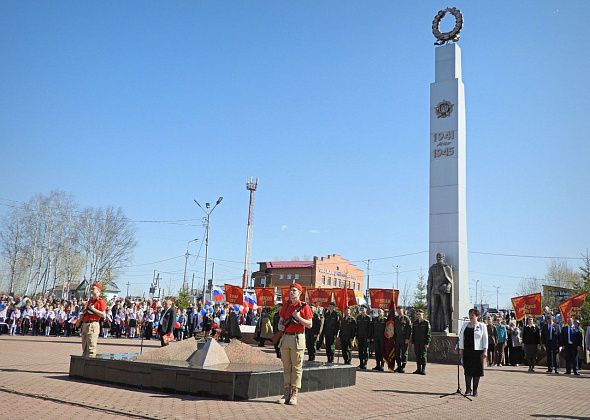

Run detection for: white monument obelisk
[[429, 8, 469, 333]]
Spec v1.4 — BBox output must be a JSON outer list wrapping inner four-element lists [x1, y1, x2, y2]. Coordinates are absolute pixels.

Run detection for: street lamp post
[[194, 196, 223, 304], [183, 238, 199, 294]]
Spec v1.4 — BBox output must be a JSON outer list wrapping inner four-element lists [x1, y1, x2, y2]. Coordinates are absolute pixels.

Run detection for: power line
[[470, 250, 584, 260]]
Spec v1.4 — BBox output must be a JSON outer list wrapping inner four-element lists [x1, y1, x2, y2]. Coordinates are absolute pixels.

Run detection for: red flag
[[307, 288, 333, 308], [224, 284, 244, 306], [369, 288, 400, 309], [511, 292, 542, 321], [334, 286, 356, 312], [559, 292, 588, 320], [280, 287, 290, 304], [383, 295, 398, 370], [254, 287, 275, 307]]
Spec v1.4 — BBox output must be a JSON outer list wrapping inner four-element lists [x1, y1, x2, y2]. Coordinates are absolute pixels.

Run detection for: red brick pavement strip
[[1, 335, 589, 420]]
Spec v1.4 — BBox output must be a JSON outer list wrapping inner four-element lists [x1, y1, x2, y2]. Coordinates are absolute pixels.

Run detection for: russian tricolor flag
[[243, 291, 257, 309], [213, 286, 224, 302]]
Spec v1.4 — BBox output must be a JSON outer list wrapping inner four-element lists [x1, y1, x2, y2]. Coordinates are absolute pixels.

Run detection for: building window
[[322, 276, 325, 285], [295, 274, 300, 280], [279, 274, 284, 280], [352, 281, 355, 290], [287, 274, 292, 280], [357, 283, 360, 291], [261, 276, 267, 286], [328, 277, 331, 286]]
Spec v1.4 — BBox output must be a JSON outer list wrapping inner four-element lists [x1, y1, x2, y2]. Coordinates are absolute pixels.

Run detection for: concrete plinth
[[408, 334, 459, 365]]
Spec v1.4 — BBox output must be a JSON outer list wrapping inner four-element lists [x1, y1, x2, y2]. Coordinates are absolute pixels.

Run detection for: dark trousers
[[306, 335, 317, 360], [564, 345, 578, 373], [325, 335, 336, 362], [316, 331, 324, 351], [144, 322, 153, 339], [21, 318, 31, 335], [340, 338, 352, 363], [546, 342, 559, 371], [374, 339, 384, 365], [414, 343, 428, 366], [357, 337, 368, 366], [394, 341, 409, 366], [487, 346, 495, 366]]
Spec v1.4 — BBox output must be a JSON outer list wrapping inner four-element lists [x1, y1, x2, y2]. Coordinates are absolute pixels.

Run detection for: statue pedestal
[[408, 333, 459, 365]]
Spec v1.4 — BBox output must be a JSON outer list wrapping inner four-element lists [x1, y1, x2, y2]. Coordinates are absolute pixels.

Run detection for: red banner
[[224, 284, 244, 306], [307, 288, 333, 308], [383, 296, 397, 370], [334, 287, 356, 312], [559, 292, 588, 321], [511, 292, 542, 321], [369, 288, 399, 309], [280, 287, 290, 304], [254, 287, 275, 307]]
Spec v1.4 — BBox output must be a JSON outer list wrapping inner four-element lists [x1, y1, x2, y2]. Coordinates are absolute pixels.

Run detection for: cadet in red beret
[[276, 283, 313, 406], [80, 282, 107, 357]]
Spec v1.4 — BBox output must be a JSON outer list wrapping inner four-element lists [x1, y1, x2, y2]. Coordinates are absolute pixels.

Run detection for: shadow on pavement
[[373, 389, 443, 396], [0, 368, 68, 374], [46, 375, 216, 401], [531, 416, 590, 420]]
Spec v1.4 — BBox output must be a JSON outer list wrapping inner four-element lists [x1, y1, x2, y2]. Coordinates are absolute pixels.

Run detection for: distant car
[[482, 308, 499, 319]]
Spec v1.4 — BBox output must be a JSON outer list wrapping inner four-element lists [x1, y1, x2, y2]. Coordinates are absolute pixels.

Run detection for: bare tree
[[0, 191, 136, 297], [517, 277, 542, 296], [79, 206, 136, 288], [0, 207, 23, 294], [546, 259, 580, 289], [400, 278, 413, 308]]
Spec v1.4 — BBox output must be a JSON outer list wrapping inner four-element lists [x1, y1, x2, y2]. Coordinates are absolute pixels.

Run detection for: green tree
[[176, 289, 190, 310], [413, 272, 427, 318]]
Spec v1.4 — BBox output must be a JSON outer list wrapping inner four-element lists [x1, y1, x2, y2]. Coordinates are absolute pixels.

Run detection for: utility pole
[[210, 262, 215, 302], [126, 281, 130, 298], [475, 279, 479, 307], [194, 196, 223, 304], [494, 286, 500, 310], [242, 177, 258, 289], [394, 265, 400, 290], [365, 259, 371, 305], [191, 273, 195, 298], [183, 238, 199, 293]]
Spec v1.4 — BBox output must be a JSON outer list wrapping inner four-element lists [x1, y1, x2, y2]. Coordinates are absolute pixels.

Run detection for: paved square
[[1, 335, 588, 420]]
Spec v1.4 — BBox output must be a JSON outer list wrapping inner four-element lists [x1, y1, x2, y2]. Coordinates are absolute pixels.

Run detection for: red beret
[[291, 283, 303, 292], [91, 283, 104, 291]]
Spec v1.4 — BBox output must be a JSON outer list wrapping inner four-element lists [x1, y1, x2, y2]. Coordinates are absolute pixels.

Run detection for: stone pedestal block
[[408, 334, 459, 365]]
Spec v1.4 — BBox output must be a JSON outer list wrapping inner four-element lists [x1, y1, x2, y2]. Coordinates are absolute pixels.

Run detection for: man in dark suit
[[540, 314, 561, 373], [560, 316, 583, 375], [158, 299, 175, 347]]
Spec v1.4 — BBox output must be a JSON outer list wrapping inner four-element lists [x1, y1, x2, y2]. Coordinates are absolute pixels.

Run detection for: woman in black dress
[[459, 308, 489, 397]]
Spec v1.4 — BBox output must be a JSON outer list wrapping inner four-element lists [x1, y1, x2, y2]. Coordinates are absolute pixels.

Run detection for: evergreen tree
[[176, 289, 190, 311], [413, 272, 427, 318]]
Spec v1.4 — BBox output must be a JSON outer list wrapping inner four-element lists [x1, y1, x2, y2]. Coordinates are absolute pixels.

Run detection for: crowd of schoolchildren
[[0, 294, 261, 341]]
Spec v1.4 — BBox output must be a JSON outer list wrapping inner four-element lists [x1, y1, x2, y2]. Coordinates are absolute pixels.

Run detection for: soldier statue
[[427, 252, 454, 333]]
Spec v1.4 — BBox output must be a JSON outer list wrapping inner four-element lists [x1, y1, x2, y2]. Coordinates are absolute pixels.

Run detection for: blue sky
[[1, 1, 589, 306]]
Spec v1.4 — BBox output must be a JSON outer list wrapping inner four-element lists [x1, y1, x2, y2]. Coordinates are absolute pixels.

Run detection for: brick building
[[251, 254, 364, 296]]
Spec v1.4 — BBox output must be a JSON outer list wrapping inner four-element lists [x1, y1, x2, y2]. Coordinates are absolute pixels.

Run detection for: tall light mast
[[242, 177, 258, 289]]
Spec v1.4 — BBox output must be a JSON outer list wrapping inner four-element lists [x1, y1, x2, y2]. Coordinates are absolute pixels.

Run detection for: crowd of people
[[1, 293, 588, 381], [0, 293, 262, 342]]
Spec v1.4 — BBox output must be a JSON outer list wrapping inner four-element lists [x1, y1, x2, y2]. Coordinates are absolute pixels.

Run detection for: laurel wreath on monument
[[432, 7, 463, 46]]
